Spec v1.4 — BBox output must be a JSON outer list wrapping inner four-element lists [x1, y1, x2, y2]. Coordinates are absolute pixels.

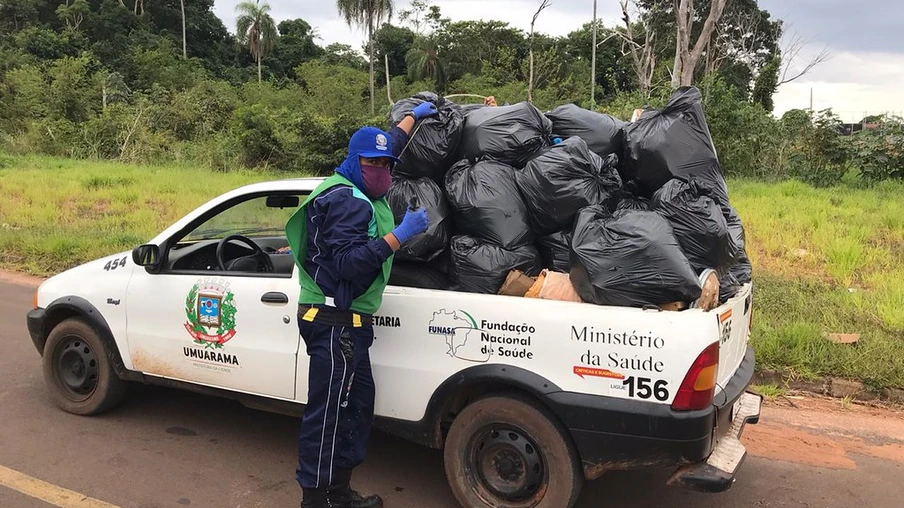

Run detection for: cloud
[[773, 50, 904, 122], [758, 0, 904, 53]]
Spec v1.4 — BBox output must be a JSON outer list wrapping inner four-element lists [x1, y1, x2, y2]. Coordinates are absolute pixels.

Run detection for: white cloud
[[773, 50, 904, 122]]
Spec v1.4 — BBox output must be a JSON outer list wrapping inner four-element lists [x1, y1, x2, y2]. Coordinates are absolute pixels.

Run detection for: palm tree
[[236, 0, 278, 83], [406, 36, 446, 91], [336, 0, 394, 115]]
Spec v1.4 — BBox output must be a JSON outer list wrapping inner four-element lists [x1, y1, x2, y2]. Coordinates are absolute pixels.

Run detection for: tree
[[562, 22, 632, 100], [56, 0, 90, 30], [751, 54, 779, 111], [617, 0, 657, 98], [406, 36, 446, 90], [527, 0, 551, 103], [236, 0, 277, 83], [336, 0, 394, 115], [672, 0, 727, 87], [703, 0, 781, 78], [321, 43, 368, 70], [373, 23, 415, 81], [272, 19, 324, 79], [435, 20, 527, 84], [399, 0, 444, 34]]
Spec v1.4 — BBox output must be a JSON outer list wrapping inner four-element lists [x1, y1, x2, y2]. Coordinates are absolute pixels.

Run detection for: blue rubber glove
[[392, 208, 429, 244], [411, 102, 438, 120]]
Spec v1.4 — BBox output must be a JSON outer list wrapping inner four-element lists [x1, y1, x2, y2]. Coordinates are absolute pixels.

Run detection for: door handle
[[261, 292, 289, 304]]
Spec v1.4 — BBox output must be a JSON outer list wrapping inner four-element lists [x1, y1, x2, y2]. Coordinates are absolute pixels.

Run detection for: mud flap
[[666, 391, 762, 493]]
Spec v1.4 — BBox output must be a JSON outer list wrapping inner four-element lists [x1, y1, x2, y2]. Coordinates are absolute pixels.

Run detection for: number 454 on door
[[103, 256, 127, 271]]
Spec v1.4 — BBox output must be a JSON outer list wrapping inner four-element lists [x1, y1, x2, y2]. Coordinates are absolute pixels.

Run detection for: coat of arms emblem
[[184, 278, 237, 348]]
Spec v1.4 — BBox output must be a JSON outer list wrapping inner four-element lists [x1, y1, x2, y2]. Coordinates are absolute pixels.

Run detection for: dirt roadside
[[743, 394, 904, 469], [0, 270, 44, 288]]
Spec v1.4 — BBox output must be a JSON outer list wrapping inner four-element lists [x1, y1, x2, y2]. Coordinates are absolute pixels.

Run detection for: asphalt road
[[1, 277, 903, 508]]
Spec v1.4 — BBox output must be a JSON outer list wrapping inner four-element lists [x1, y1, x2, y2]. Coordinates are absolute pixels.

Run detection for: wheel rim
[[469, 425, 545, 504], [53, 335, 99, 402]]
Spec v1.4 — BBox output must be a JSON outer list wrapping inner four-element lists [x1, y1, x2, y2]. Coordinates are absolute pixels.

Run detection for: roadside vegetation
[[2, 155, 902, 389]]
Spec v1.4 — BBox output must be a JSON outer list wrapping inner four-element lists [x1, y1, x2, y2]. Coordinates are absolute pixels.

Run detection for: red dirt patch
[[743, 395, 904, 469]]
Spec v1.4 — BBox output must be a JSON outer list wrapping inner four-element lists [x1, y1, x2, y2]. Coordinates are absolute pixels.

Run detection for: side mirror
[[132, 244, 160, 267]]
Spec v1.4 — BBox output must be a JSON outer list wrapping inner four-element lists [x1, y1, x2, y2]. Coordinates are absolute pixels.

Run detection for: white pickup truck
[[26, 177, 761, 507]]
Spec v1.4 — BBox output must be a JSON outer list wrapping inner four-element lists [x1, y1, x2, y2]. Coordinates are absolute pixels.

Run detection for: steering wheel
[[216, 235, 274, 273]]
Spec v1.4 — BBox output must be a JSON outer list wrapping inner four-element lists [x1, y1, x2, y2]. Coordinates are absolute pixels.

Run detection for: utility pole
[[591, 0, 597, 108]]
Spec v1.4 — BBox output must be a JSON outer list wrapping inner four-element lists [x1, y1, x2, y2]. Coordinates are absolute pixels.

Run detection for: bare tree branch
[[778, 27, 831, 85], [620, 0, 656, 97]]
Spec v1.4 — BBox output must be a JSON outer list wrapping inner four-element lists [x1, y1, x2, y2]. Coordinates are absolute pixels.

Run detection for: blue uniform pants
[[296, 320, 376, 489]]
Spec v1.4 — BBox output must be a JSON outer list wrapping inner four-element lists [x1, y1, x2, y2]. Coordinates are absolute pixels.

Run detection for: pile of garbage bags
[[382, 88, 752, 307], [515, 137, 621, 236]]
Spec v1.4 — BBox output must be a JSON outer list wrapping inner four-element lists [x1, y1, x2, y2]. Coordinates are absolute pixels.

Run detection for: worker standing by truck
[[284, 102, 438, 508]]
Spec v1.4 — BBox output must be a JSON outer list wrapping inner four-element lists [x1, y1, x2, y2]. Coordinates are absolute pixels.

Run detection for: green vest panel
[[285, 174, 395, 315]]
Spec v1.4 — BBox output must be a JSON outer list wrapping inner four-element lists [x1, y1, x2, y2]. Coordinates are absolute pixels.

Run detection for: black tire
[[42, 318, 128, 415], [444, 394, 583, 508]]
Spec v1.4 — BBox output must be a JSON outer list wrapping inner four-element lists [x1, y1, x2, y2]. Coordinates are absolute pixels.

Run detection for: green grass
[[0, 155, 283, 274], [2, 156, 903, 389], [751, 384, 786, 399]]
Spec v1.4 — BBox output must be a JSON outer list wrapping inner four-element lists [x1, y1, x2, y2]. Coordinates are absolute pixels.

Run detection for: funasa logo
[[184, 278, 237, 349]]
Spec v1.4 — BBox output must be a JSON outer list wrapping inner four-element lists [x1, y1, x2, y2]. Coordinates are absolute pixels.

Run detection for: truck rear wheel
[[42, 318, 128, 415], [444, 394, 583, 508]]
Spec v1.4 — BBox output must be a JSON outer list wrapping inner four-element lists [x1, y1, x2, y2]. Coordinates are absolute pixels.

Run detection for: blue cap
[[348, 127, 402, 165]]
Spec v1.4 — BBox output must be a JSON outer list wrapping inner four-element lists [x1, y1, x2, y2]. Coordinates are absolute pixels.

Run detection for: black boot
[[301, 487, 329, 508], [327, 469, 383, 508]]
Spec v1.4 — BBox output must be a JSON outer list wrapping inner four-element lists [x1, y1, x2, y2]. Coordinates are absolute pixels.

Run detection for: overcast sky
[[212, 0, 904, 122]]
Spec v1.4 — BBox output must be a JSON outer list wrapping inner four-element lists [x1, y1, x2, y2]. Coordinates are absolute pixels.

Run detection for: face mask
[[360, 164, 392, 199]]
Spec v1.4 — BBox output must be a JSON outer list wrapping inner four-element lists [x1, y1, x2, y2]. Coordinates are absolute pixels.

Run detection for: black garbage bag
[[459, 102, 553, 168], [516, 137, 622, 236], [536, 231, 571, 272], [545, 104, 626, 157], [459, 103, 487, 116], [386, 176, 451, 262], [444, 159, 534, 249], [623, 86, 729, 204], [718, 252, 752, 303], [390, 92, 464, 182], [724, 204, 747, 257], [389, 261, 449, 290], [732, 252, 752, 283], [652, 178, 742, 272], [450, 235, 542, 294], [616, 193, 651, 211], [570, 206, 702, 307]]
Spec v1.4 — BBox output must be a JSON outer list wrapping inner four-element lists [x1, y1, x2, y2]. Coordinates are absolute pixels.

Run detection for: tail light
[[671, 342, 720, 411]]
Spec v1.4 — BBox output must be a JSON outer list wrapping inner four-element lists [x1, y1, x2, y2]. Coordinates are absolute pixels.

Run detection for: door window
[[164, 193, 305, 276]]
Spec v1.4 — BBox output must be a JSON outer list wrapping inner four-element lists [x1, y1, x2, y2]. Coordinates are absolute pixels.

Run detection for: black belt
[[298, 304, 373, 328]]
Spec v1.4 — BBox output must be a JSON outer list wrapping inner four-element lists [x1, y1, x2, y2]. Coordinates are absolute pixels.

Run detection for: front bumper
[[667, 391, 762, 492], [543, 345, 758, 483], [27, 307, 47, 355]]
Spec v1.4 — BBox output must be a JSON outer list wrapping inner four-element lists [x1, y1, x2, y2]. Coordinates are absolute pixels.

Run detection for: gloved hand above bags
[[411, 102, 438, 120], [392, 208, 429, 244]]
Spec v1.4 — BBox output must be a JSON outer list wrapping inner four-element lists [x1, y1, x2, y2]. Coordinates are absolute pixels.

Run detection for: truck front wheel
[[42, 318, 128, 415], [444, 394, 583, 508]]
